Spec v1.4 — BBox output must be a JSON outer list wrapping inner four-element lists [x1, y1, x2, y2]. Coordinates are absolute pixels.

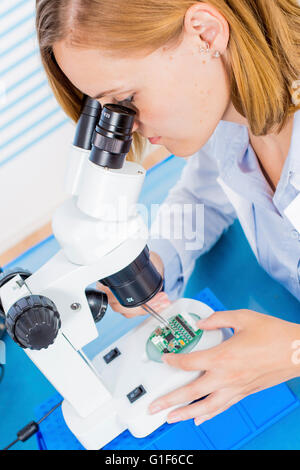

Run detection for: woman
[[36, 0, 300, 426]]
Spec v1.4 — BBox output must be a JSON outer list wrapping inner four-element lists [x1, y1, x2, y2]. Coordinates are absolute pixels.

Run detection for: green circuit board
[[146, 313, 203, 362]]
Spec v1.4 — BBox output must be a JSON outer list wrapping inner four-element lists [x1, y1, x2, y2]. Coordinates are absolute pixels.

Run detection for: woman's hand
[[97, 251, 171, 318], [148, 309, 300, 426]]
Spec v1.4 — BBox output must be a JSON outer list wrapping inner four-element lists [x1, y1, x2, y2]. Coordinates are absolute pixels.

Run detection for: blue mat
[[35, 288, 299, 451]]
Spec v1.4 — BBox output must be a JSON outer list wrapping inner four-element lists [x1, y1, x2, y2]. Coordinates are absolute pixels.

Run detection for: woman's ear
[[184, 3, 229, 54]]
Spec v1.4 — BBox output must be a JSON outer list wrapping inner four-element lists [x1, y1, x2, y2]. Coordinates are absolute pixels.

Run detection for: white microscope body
[[0, 101, 227, 450]]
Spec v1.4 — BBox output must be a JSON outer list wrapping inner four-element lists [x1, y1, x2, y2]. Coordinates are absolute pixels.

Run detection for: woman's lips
[[148, 136, 161, 145]]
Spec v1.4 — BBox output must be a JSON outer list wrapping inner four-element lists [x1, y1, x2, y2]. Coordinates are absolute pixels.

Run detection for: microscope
[[0, 98, 227, 450]]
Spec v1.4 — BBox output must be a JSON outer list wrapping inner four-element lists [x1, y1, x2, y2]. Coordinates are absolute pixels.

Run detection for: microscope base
[[62, 298, 229, 450]]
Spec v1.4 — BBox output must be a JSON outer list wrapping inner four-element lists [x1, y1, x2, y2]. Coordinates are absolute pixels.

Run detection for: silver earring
[[199, 41, 210, 54], [212, 51, 221, 58]]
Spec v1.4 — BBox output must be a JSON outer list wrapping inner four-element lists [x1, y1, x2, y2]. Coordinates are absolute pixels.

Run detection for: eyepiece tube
[[90, 104, 136, 169], [65, 96, 102, 195], [73, 96, 102, 150]]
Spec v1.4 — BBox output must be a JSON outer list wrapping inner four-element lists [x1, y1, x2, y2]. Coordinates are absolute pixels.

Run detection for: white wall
[[0, 122, 74, 252], [0, 1, 75, 252]]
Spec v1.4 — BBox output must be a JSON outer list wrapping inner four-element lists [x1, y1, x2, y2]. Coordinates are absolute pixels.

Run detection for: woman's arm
[[149, 136, 237, 300]]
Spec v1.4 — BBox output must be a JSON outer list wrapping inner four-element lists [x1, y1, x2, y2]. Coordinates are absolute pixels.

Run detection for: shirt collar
[[273, 109, 300, 213], [214, 121, 276, 212], [215, 111, 300, 215]]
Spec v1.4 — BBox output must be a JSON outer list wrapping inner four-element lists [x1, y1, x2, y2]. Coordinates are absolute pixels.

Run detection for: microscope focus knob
[[6, 295, 61, 350]]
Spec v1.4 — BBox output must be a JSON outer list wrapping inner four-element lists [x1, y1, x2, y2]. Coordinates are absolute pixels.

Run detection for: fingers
[[162, 348, 216, 372], [193, 390, 244, 426], [166, 389, 243, 425], [148, 292, 171, 312], [197, 310, 248, 333], [149, 373, 216, 415]]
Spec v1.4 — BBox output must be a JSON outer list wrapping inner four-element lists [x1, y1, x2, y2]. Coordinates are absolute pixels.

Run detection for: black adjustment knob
[[6, 295, 61, 350], [86, 289, 108, 323]]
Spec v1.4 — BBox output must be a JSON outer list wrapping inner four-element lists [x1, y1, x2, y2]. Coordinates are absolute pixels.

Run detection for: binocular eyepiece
[[90, 103, 136, 169], [73, 96, 163, 308], [73, 96, 136, 169]]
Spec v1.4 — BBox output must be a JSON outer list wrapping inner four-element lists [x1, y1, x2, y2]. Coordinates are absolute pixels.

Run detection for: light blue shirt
[[149, 110, 300, 302]]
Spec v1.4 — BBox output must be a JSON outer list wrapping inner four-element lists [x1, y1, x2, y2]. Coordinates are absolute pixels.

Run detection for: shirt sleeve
[[148, 135, 237, 300], [148, 238, 184, 301]]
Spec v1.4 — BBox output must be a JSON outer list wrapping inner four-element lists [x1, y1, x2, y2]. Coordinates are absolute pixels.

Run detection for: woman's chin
[[165, 143, 201, 158]]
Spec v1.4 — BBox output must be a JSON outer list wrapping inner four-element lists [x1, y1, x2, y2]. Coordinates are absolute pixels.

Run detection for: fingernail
[[194, 415, 210, 426], [149, 403, 162, 414], [167, 415, 181, 424]]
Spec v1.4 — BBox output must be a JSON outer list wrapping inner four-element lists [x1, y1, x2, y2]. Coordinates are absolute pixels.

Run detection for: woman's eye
[[116, 94, 135, 105]]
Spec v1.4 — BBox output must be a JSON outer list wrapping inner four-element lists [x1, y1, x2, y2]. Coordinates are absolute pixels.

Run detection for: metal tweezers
[[142, 304, 175, 333]]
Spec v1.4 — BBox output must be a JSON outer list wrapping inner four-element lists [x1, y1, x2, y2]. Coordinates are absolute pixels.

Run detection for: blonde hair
[[36, 0, 300, 161]]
